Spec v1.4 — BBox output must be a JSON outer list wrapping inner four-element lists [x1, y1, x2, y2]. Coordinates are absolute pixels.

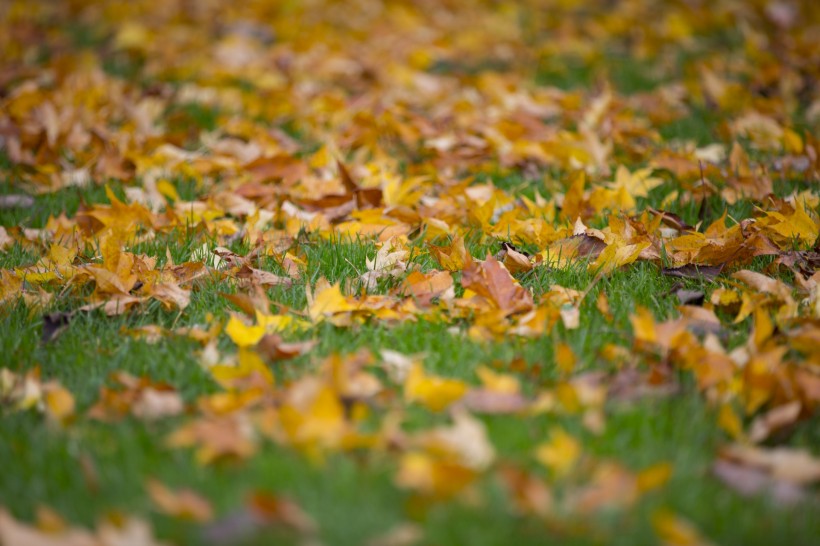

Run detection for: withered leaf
[[0, 194, 35, 209], [203, 491, 316, 544], [675, 288, 705, 306], [460, 389, 529, 414], [235, 264, 293, 287], [146, 479, 213, 522], [748, 401, 802, 444], [719, 444, 820, 485], [461, 254, 534, 316], [42, 310, 76, 343], [712, 459, 805, 506], [662, 264, 724, 281], [256, 334, 317, 361], [337, 159, 383, 208], [647, 207, 695, 232]]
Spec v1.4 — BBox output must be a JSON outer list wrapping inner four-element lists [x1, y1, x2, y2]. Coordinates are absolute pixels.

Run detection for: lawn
[[1, 1, 819, 545]]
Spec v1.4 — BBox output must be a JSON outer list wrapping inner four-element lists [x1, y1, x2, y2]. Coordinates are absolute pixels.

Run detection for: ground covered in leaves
[[1, 0, 820, 544]]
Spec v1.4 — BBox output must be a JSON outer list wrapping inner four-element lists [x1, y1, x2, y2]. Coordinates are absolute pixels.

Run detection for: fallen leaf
[[719, 444, 820, 485], [0, 194, 35, 209], [535, 426, 581, 476], [404, 363, 468, 412], [146, 479, 213, 522], [712, 459, 805, 506], [662, 264, 724, 281], [652, 509, 715, 546], [225, 315, 266, 348]]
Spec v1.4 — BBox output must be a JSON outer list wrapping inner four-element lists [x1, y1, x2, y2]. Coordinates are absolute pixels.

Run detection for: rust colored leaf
[[461, 254, 534, 316]]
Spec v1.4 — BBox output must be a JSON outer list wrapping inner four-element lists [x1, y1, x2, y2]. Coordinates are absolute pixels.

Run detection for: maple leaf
[[395, 452, 478, 499], [461, 254, 534, 316], [404, 363, 468, 412], [146, 479, 214, 522], [225, 314, 266, 347], [763, 199, 819, 247], [534, 426, 581, 476], [307, 279, 356, 323], [429, 234, 470, 272]]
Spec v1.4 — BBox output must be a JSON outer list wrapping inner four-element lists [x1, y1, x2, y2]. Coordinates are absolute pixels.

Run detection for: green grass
[[2, 198, 818, 544], [1, 10, 819, 545]]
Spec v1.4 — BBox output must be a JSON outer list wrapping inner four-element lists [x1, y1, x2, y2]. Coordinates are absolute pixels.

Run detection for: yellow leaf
[[561, 170, 587, 222], [210, 348, 274, 389], [631, 306, 657, 344], [718, 403, 743, 440], [225, 315, 265, 348], [395, 451, 477, 498], [299, 386, 347, 442], [752, 307, 774, 348], [589, 241, 649, 275], [430, 235, 469, 272], [405, 363, 467, 412], [555, 342, 576, 374], [43, 384, 75, 424], [653, 509, 714, 546], [476, 366, 520, 394], [255, 310, 309, 332], [307, 280, 355, 322], [767, 200, 819, 246], [280, 385, 347, 452], [637, 462, 673, 492], [114, 22, 150, 50], [534, 427, 581, 476], [156, 179, 181, 202], [782, 127, 803, 154], [555, 382, 581, 413]]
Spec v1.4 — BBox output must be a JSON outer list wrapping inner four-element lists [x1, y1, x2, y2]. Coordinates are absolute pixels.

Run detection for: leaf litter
[[1, 0, 819, 543]]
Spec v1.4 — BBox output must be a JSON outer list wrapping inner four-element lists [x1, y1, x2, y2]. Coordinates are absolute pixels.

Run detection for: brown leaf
[[461, 254, 533, 316], [545, 234, 607, 263], [647, 207, 695, 232], [0, 194, 35, 209], [366, 523, 423, 546], [221, 292, 261, 318], [748, 401, 802, 444], [0, 508, 97, 546], [146, 479, 213, 522], [773, 250, 820, 277], [167, 416, 257, 465], [202, 491, 316, 544], [150, 282, 191, 310], [248, 491, 317, 533], [460, 389, 529, 414], [732, 269, 794, 301], [42, 311, 77, 344], [662, 264, 724, 281], [675, 288, 705, 306], [256, 334, 317, 361], [89, 373, 183, 422], [430, 235, 471, 271], [497, 464, 553, 517], [337, 159, 382, 208], [500, 244, 533, 274], [235, 264, 293, 287], [712, 459, 805, 506], [400, 270, 454, 306], [719, 444, 820, 485], [245, 155, 307, 186]]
